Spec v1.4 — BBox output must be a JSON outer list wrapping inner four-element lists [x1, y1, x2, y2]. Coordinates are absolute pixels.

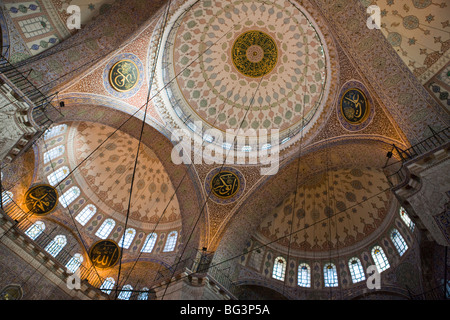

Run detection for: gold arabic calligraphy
[[211, 171, 240, 199], [109, 60, 139, 92], [25, 185, 58, 215], [341, 89, 368, 124], [89, 240, 120, 269]]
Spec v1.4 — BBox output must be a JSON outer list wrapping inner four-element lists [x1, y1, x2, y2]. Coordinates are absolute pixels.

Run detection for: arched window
[[323, 263, 338, 287], [119, 228, 136, 249], [95, 219, 115, 239], [371, 246, 390, 273], [75, 204, 96, 226], [163, 231, 178, 252], [1, 191, 13, 206], [297, 263, 311, 287], [44, 235, 67, 257], [65, 253, 83, 274], [391, 229, 408, 256], [44, 124, 67, 140], [100, 277, 115, 295], [137, 287, 149, 300], [60, 186, 80, 208], [272, 256, 287, 281], [399, 207, 415, 231], [118, 284, 133, 300], [47, 166, 69, 186], [348, 257, 366, 283], [141, 233, 157, 253], [43, 145, 65, 164], [24, 221, 45, 240]]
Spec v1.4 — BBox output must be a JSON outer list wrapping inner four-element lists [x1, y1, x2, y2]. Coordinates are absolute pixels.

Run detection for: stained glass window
[[371, 246, 390, 273], [1, 191, 13, 206], [75, 204, 96, 226], [59, 186, 80, 208], [119, 228, 136, 249], [272, 256, 286, 281], [391, 229, 408, 256], [118, 284, 133, 300], [47, 166, 69, 186], [100, 277, 115, 295], [43, 145, 65, 164], [163, 231, 178, 252], [24, 221, 45, 240], [348, 257, 366, 283], [44, 235, 67, 257], [399, 207, 415, 231], [44, 124, 67, 140], [324, 263, 338, 287], [141, 233, 157, 253], [95, 219, 115, 239], [65, 253, 83, 274], [137, 287, 149, 300], [297, 263, 311, 287]]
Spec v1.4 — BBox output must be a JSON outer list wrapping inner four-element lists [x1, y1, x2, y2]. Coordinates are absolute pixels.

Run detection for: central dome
[[156, 0, 331, 155]]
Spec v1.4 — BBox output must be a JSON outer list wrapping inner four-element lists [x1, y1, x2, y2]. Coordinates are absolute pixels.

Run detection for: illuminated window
[[24, 221, 45, 240], [59, 186, 80, 208], [44, 124, 67, 140], [163, 231, 178, 252], [137, 287, 149, 300], [272, 256, 287, 281], [95, 219, 115, 239], [75, 204, 96, 226], [44, 235, 67, 257], [141, 233, 157, 253], [348, 257, 366, 283], [371, 246, 390, 273], [43, 145, 65, 164], [248, 247, 264, 271], [65, 253, 83, 274], [297, 263, 311, 287], [100, 277, 115, 295], [119, 228, 136, 249], [391, 229, 408, 256], [118, 284, 133, 300], [47, 166, 69, 186], [324, 263, 338, 287], [399, 207, 415, 231], [1, 191, 13, 206]]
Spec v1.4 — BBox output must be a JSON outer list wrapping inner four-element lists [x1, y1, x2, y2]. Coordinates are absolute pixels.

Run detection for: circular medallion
[[89, 240, 120, 269], [232, 30, 278, 78], [24, 184, 59, 216], [205, 167, 245, 204], [340, 88, 370, 124], [109, 59, 139, 92]]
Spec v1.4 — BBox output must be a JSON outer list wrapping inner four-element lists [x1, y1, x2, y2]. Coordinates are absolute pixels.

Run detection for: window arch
[[65, 253, 83, 274], [137, 287, 149, 300], [1, 191, 13, 206], [163, 231, 178, 252], [272, 256, 287, 281], [24, 221, 45, 240], [391, 229, 408, 256], [47, 166, 69, 186], [100, 277, 115, 295], [399, 207, 415, 231], [44, 235, 67, 257], [141, 233, 157, 253], [371, 246, 390, 273], [60, 186, 80, 208], [43, 145, 65, 164], [44, 124, 67, 140], [95, 219, 115, 239], [297, 263, 311, 287], [75, 204, 96, 226], [118, 284, 133, 300], [119, 228, 136, 249], [348, 257, 366, 283], [323, 263, 338, 287]]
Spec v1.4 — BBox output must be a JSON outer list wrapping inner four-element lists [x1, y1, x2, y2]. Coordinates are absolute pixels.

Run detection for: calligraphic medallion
[[232, 30, 278, 78], [340, 88, 370, 124], [109, 59, 139, 92], [89, 240, 120, 269], [210, 171, 240, 199], [24, 184, 59, 216]]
